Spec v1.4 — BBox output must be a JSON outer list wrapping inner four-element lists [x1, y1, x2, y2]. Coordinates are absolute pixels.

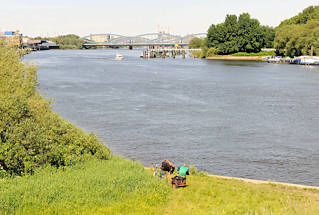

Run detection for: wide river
[[24, 49, 319, 186]]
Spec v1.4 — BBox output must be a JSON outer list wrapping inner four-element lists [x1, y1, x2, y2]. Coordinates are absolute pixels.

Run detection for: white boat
[[298, 56, 319, 65], [115, 54, 123, 60]]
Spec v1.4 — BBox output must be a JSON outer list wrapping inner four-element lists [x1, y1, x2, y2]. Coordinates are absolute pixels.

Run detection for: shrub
[[200, 47, 208, 58], [232, 51, 276, 56], [0, 43, 111, 176], [189, 38, 204, 49], [206, 47, 218, 57], [190, 51, 201, 58]]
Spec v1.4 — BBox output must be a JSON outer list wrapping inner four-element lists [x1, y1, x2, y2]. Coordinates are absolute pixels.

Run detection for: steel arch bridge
[[82, 32, 206, 44]]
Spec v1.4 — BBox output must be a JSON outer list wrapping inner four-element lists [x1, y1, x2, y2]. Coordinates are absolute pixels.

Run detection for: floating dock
[[141, 48, 201, 59]]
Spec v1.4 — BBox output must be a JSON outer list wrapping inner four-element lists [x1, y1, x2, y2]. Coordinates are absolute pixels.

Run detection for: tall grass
[[2, 161, 319, 214], [0, 157, 170, 215], [161, 174, 319, 215]]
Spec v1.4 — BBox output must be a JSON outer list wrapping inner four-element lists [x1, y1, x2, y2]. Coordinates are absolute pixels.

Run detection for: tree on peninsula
[[206, 13, 274, 55]]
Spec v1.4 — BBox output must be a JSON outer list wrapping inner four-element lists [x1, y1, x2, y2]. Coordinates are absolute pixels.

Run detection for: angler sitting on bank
[[171, 163, 190, 188], [160, 159, 175, 174], [177, 163, 189, 177]]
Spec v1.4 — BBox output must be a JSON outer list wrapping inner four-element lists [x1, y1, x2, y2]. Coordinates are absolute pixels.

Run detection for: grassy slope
[[0, 157, 170, 215], [162, 174, 319, 215], [1, 160, 319, 215]]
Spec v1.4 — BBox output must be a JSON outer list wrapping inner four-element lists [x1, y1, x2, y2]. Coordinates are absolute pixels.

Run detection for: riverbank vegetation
[[231, 51, 276, 56], [0, 158, 170, 215], [274, 6, 319, 57], [45, 34, 85, 49], [206, 13, 274, 55], [191, 6, 319, 59], [0, 42, 110, 177], [1, 158, 319, 214], [191, 13, 275, 59], [188, 37, 205, 49]]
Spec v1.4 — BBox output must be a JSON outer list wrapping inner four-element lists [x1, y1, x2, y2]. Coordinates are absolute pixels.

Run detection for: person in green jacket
[[177, 163, 189, 177]]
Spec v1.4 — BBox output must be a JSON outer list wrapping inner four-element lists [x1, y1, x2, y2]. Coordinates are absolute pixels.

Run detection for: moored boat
[[297, 56, 319, 65], [115, 54, 124, 60]]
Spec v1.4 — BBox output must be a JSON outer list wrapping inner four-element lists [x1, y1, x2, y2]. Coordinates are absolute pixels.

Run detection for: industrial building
[[23, 39, 59, 50], [90, 34, 110, 42], [0, 31, 23, 47]]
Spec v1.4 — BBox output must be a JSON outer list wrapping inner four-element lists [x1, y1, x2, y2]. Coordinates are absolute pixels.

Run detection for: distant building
[[24, 39, 59, 50], [90, 34, 110, 42], [186, 35, 194, 41], [1, 31, 23, 47]]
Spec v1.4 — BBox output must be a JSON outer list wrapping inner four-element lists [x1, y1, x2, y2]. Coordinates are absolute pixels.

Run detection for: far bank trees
[[48, 34, 85, 49], [205, 13, 274, 55], [274, 6, 319, 57], [189, 37, 204, 49]]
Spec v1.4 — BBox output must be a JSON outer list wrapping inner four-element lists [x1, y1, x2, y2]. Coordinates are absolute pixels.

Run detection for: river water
[[24, 49, 319, 186]]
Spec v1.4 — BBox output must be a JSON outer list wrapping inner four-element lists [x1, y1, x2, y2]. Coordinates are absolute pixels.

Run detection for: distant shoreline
[[206, 55, 263, 61]]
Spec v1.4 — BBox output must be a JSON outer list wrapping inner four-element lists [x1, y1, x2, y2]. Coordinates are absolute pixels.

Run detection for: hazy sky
[[0, 0, 318, 37]]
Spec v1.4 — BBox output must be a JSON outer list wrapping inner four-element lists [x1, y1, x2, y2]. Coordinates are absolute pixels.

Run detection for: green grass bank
[[0, 158, 170, 215], [1, 159, 319, 215]]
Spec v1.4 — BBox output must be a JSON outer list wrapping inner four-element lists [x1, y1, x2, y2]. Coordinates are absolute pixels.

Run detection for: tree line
[[46, 34, 85, 49], [274, 6, 319, 57], [190, 6, 319, 57]]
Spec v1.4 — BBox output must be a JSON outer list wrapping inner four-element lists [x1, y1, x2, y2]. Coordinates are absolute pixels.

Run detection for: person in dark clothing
[[160, 159, 175, 174]]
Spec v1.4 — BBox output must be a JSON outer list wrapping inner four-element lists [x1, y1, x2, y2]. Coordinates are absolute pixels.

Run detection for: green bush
[[232, 51, 276, 56], [190, 51, 201, 58], [200, 47, 208, 58], [206, 47, 218, 57], [189, 38, 204, 49], [0, 43, 110, 176]]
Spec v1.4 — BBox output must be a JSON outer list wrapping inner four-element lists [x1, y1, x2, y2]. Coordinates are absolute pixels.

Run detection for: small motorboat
[[115, 54, 124, 60]]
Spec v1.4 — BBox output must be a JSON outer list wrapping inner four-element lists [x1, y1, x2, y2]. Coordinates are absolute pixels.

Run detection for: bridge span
[[82, 32, 205, 48], [82, 42, 189, 49]]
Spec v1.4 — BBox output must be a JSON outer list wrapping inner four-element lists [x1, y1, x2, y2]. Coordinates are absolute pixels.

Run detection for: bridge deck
[[83, 42, 189, 48]]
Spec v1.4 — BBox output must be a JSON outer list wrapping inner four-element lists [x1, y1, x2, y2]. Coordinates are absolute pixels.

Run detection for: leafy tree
[[274, 6, 319, 57], [260, 26, 275, 48], [206, 13, 271, 55], [274, 20, 319, 57], [237, 13, 264, 52], [279, 6, 319, 27], [189, 38, 204, 49]]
